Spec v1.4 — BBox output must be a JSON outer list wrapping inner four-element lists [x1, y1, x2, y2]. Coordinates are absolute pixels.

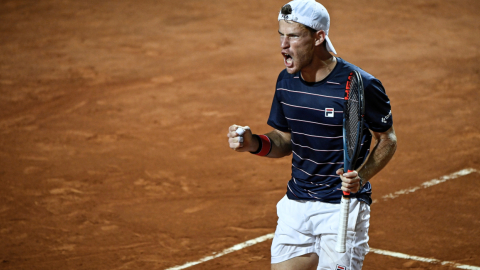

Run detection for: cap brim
[[325, 36, 337, 55]]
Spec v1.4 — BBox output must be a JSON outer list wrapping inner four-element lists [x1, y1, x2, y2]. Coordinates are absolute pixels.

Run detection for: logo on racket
[[336, 264, 347, 270]]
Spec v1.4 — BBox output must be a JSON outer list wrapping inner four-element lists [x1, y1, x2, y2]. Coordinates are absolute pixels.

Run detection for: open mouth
[[283, 53, 293, 67]]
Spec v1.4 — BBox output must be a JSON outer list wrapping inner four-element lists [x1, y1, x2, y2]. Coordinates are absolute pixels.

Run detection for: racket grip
[[335, 196, 350, 253]]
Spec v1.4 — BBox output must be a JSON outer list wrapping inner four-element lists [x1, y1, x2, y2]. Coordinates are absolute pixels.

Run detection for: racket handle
[[335, 195, 350, 253], [336, 168, 354, 252]]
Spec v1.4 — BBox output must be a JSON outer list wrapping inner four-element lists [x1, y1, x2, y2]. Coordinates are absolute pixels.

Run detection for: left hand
[[336, 168, 362, 194]]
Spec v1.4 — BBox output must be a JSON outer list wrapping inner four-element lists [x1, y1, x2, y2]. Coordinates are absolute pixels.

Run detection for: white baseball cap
[[278, 0, 337, 54]]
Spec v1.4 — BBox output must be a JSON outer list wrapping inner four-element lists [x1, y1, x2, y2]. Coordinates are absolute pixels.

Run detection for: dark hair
[[280, 4, 292, 15]]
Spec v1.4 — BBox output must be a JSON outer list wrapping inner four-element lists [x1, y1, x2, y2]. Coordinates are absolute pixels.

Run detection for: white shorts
[[271, 195, 370, 270]]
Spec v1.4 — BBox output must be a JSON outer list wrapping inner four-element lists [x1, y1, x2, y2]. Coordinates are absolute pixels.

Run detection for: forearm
[[263, 129, 292, 158], [358, 127, 397, 182]]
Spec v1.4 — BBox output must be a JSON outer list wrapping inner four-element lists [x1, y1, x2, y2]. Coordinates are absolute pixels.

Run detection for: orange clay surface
[[0, 0, 479, 269]]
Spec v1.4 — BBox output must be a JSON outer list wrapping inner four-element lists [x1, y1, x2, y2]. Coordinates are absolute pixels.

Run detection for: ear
[[314, 30, 326, 46]]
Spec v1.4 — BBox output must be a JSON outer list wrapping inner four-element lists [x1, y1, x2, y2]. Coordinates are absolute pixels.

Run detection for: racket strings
[[346, 76, 361, 159]]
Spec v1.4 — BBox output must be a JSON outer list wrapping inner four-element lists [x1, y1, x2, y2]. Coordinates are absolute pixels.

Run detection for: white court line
[[165, 234, 275, 270], [376, 168, 478, 202], [165, 168, 479, 270], [370, 248, 480, 270]]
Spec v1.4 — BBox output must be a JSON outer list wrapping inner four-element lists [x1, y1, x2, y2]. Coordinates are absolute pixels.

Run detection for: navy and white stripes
[[267, 58, 392, 204]]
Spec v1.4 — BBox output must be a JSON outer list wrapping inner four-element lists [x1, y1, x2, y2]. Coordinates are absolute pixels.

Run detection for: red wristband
[[256, 135, 272, 156]]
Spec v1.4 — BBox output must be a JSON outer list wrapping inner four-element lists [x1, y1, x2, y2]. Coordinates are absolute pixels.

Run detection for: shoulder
[[336, 58, 384, 92]]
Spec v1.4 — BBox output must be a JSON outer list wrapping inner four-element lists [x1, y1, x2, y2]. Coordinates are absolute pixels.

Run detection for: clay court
[[0, 0, 479, 269]]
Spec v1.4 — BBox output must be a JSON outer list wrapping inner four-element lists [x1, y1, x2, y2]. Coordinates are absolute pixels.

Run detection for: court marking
[[369, 248, 480, 270], [165, 233, 275, 270], [375, 168, 478, 202], [165, 168, 479, 270]]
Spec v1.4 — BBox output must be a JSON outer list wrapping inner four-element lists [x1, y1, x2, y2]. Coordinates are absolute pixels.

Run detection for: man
[[227, 0, 397, 269]]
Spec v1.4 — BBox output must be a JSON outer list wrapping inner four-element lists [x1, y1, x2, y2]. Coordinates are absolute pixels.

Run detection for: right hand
[[336, 168, 362, 194], [227, 125, 257, 152]]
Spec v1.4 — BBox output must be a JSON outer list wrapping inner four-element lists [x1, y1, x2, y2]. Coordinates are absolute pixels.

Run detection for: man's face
[[278, 20, 316, 74]]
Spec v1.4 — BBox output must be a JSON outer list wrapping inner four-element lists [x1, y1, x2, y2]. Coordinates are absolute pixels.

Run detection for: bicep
[[372, 126, 397, 143]]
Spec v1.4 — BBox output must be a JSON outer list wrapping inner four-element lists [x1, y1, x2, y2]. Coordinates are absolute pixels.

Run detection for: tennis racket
[[335, 70, 365, 253]]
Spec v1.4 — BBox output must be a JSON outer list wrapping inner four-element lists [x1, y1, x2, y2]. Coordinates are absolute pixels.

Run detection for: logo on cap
[[281, 14, 298, 21]]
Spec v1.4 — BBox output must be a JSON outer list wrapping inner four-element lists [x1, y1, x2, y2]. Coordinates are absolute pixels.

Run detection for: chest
[[278, 83, 345, 127]]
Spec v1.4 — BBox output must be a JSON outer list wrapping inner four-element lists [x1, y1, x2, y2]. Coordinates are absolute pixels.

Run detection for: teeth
[[283, 53, 292, 65], [283, 53, 293, 66]]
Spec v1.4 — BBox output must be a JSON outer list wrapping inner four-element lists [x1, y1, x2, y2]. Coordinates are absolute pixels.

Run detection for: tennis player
[[227, 0, 397, 269]]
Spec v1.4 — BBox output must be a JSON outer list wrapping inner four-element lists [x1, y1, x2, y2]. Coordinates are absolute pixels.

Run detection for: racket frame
[[335, 70, 365, 253]]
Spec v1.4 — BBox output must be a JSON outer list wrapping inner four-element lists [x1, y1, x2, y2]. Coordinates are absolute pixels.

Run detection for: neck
[[300, 54, 337, 83]]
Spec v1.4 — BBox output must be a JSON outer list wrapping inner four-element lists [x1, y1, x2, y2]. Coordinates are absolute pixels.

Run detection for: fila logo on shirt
[[336, 265, 347, 270], [325, 108, 335, 117]]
